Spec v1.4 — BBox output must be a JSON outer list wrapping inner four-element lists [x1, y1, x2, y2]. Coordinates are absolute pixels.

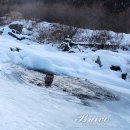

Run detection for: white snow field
[[0, 22, 130, 130]]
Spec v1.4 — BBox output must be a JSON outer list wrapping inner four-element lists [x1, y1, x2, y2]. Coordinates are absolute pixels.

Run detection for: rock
[[9, 23, 23, 33], [10, 47, 22, 52], [121, 73, 127, 80], [37, 83, 43, 87], [0, 30, 3, 35], [12, 29, 21, 34], [92, 49, 97, 52], [68, 51, 75, 53], [16, 47, 22, 52], [12, 30, 15, 33], [110, 65, 121, 71], [63, 88, 67, 92], [83, 58, 86, 61], [95, 56, 103, 67]]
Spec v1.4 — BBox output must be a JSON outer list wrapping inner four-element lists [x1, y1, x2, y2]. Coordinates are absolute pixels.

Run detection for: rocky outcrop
[[121, 73, 127, 80], [110, 65, 121, 71], [9, 23, 23, 33]]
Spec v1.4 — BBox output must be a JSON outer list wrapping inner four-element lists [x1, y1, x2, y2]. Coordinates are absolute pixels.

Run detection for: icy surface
[[0, 22, 130, 130]]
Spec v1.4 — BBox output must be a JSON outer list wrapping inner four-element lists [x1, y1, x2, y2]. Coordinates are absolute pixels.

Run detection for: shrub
[[35, 23, 77, 43], [88, 31, 112, 44], [88, 30, 123, 50]]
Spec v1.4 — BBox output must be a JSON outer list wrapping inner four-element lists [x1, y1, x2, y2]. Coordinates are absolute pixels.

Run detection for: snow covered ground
[[0, 21, 130, 130]]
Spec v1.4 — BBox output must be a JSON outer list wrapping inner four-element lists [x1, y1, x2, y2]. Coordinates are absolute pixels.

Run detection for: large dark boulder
[[95, 56, 103, 67], [9, 23, 23, 33], [121, 73, 127, 80], [0, 29, 3, 35], [110, 65, 121, 71]]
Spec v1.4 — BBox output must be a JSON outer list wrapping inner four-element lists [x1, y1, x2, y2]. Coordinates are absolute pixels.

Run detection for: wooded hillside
[[0, 0, 130, 33]]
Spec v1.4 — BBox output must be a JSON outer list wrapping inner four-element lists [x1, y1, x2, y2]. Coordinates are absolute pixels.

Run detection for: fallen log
[[8, 32, 25, 41]]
